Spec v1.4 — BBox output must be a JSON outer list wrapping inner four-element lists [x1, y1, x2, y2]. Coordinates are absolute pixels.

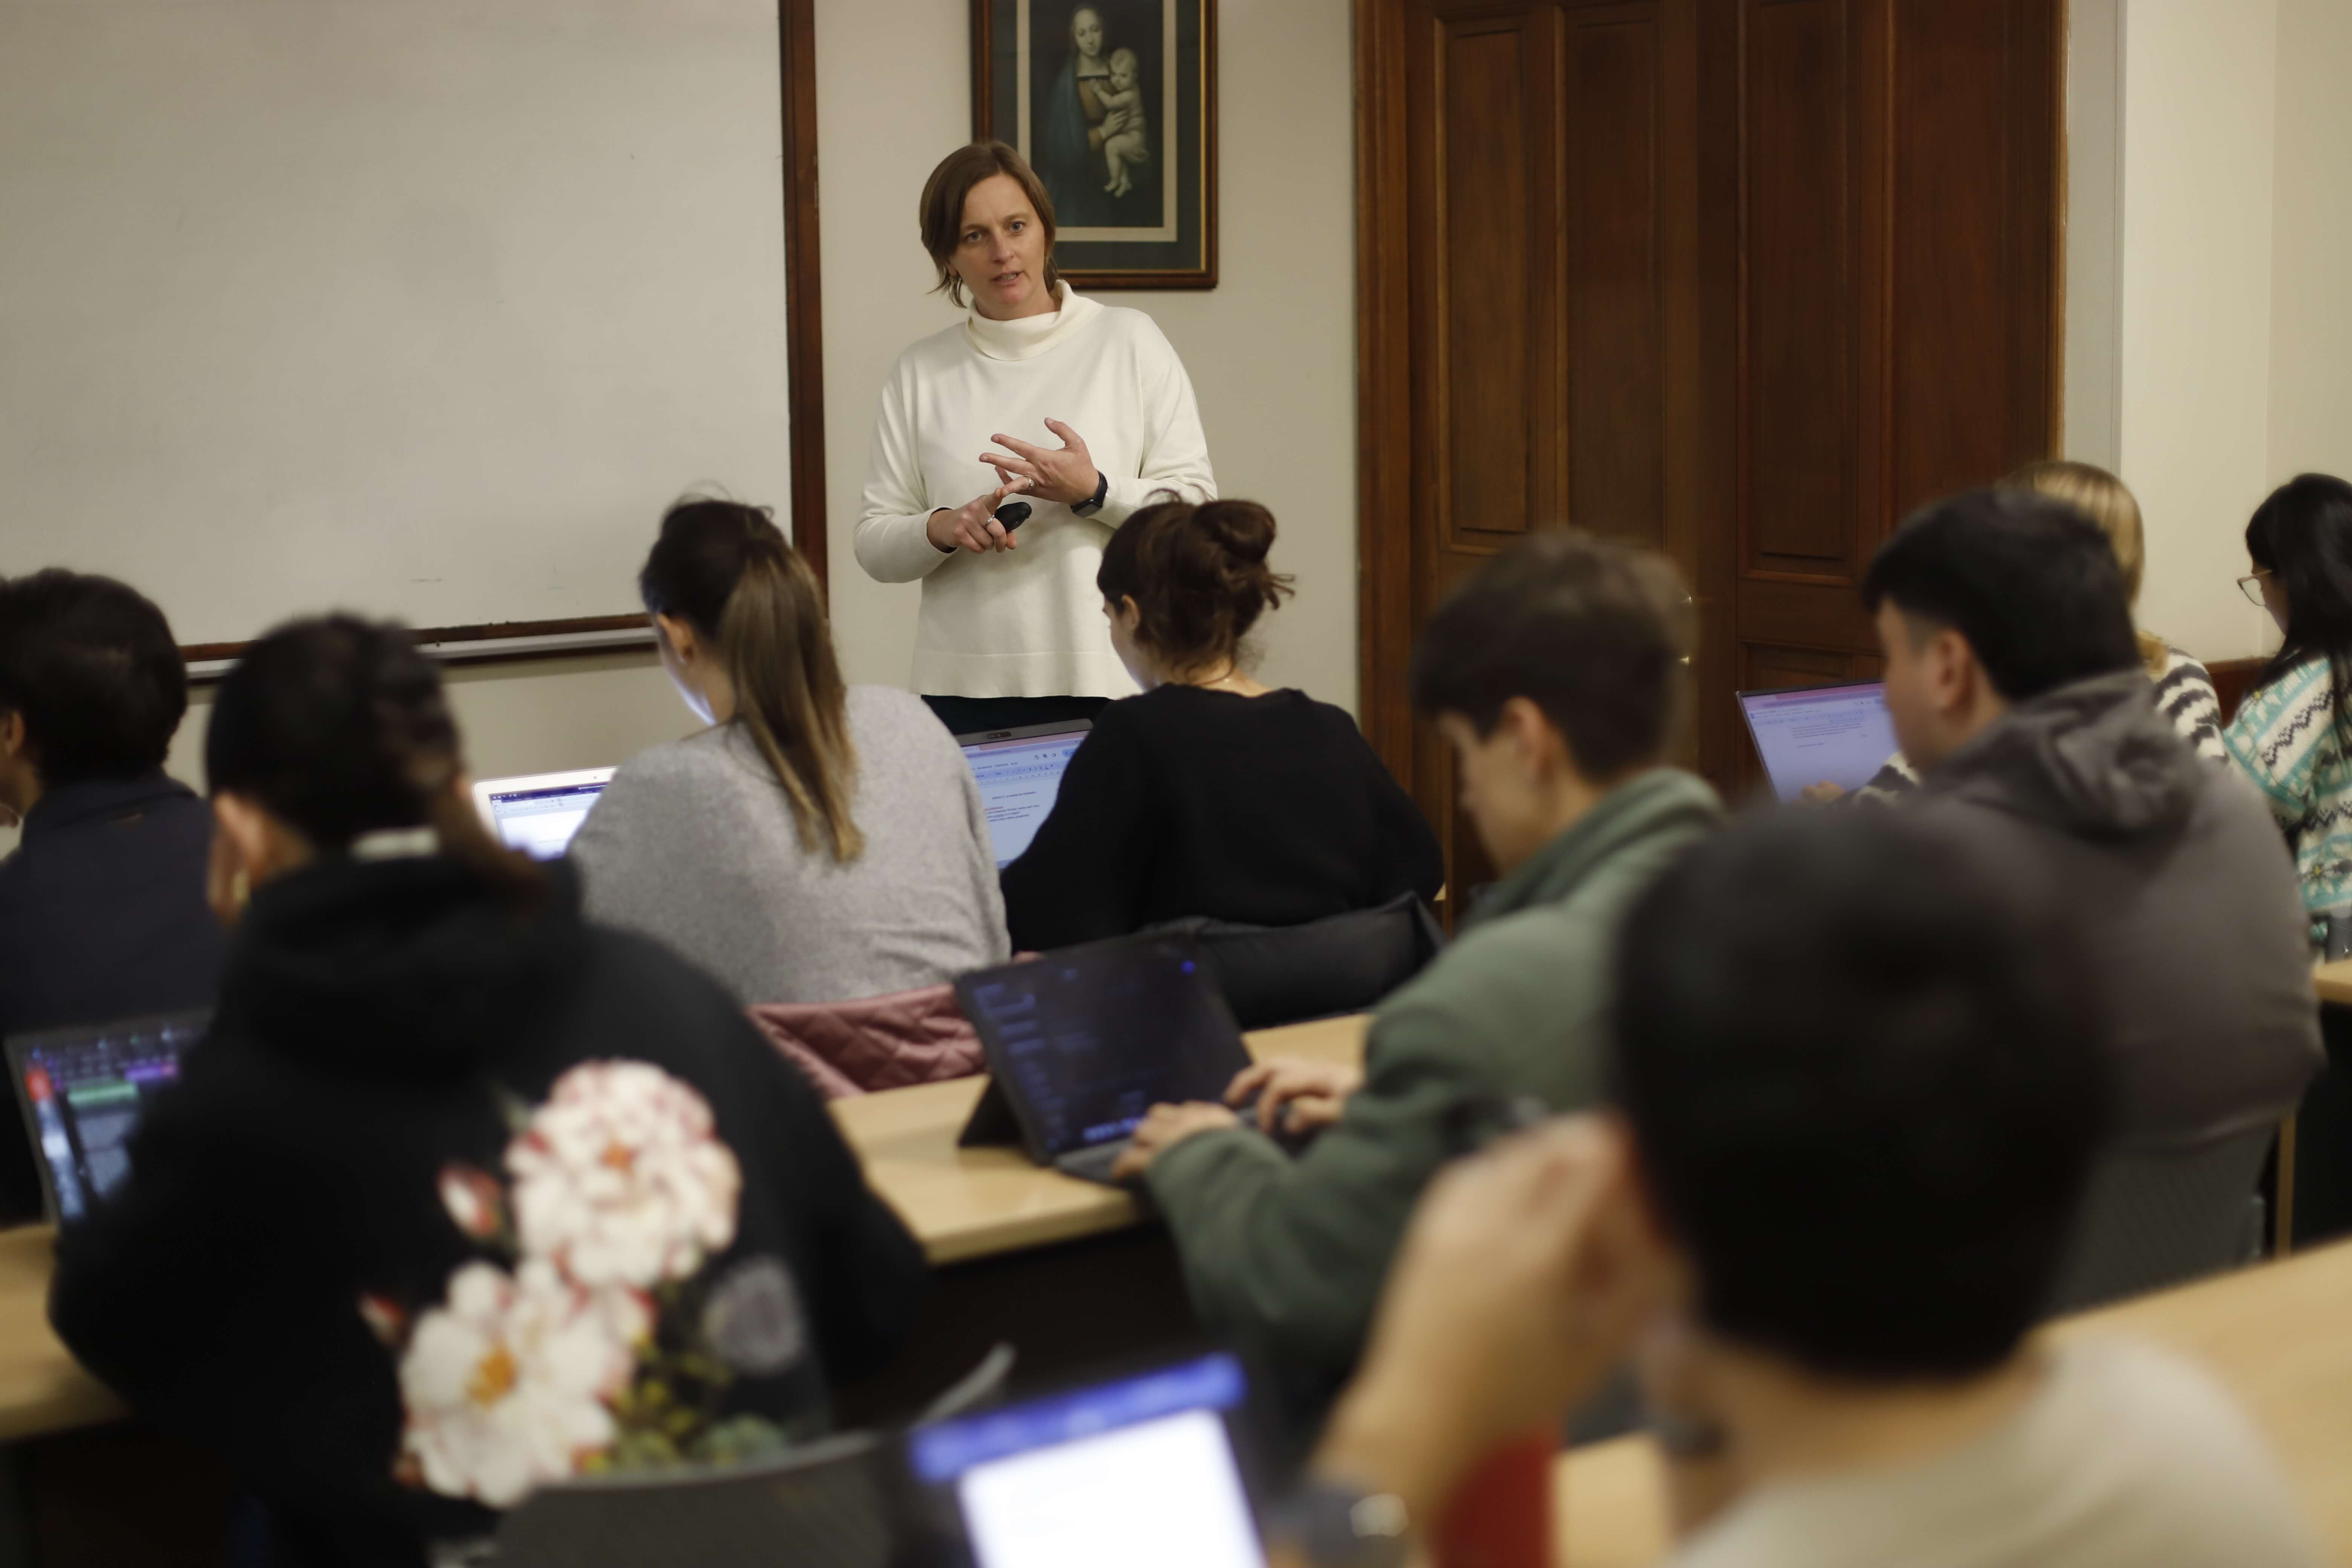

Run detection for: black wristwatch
[[1071, 469, 1111, 518], [1268, 1480, 1412, 1568]]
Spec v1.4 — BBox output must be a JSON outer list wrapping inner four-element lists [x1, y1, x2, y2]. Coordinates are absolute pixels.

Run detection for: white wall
[[2112, 0, 2281, 663], [2099, 0, 2352, 665], [2266, 0, 2352, 484], [815, 0, 1361, 712]]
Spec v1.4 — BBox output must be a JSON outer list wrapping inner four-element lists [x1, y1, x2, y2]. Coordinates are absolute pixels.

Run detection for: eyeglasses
[[2239, 570, 2274, 608]]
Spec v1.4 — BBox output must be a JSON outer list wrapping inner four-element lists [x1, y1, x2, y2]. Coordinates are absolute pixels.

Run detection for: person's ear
[[1116, 594, 1143, 635], [0, 709, 24, 761], [654, 613, 701, 669], [1498, 695, 1582, 785], [1921, 625, 1976, 716], [208, 792, 299, 923]]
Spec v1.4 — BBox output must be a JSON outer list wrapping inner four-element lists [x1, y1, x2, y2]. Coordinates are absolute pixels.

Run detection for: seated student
[[1841, 460, 2223, 801], [1864, 488, 2318, 1138], [998, 498, 1441, 951], [1299, 810, 2323, 1568], [1108, 530, 1720, 1414], [0, 570, 225, 1222], [2222, 473, 2352, 944], [50, 617, 927, 1566], [571, 498, 1008, 1004]]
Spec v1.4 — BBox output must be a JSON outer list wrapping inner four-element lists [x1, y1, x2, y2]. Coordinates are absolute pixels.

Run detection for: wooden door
[[1357, 0, 2062, 865], [1368, 0, 1710, 894], [1705, 0, 2062, 789]]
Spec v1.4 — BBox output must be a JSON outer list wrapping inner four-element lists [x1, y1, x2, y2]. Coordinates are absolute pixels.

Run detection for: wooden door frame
[[1353, 0, 1419, 788], [780, 0, 830, 594]]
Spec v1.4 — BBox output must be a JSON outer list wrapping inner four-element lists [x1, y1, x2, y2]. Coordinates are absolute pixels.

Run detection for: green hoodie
[[1144, 768, 1721, 1403]]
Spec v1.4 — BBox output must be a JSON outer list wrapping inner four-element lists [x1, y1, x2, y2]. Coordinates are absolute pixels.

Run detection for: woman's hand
[[1225, 1057, 1362, 1137], [983, 420, 1103, 507], [926, 475, 1030, 554]]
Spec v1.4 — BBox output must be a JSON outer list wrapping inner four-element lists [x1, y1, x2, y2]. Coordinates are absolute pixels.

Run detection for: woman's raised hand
[[983, 419, 1103, 507], [928, 474, 1030, 554]]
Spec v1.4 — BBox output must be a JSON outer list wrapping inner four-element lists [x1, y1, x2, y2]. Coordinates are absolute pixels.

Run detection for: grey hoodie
[[1917, 670, 2321, 1141]]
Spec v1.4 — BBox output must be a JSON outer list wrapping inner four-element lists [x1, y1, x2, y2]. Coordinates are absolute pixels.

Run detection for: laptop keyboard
[[1051, 1141, 1135, 1186]]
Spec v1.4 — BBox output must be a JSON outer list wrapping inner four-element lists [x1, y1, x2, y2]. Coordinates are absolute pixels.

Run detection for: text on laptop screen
[[1739, 683, 1899, 803], [962, 732, 1086, 868], [484, 778, 609, 859], [960, 942, 1240, 1156], [14, 1014, 207, 1223], [908, 1354, 1265, 1568]]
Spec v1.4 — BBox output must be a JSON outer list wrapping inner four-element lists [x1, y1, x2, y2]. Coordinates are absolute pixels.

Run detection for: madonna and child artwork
[[976, 0, 1217, 288]]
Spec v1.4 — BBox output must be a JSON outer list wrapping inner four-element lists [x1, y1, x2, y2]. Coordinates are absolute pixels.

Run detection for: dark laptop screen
[[957, 940, 1248, 1158], [9, 1012, 207, 1223]]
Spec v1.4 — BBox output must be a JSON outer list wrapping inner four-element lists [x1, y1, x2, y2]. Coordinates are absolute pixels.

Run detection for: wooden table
[[0, 1011, 1373, 1447], [2314, 957, 2352, 1006], [1553, 1239, 2352, 1567], [832, 1011, 1369, 1264]]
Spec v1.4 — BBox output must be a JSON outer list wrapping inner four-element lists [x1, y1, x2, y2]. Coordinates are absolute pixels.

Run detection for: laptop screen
[[8, 1012, 208, 1223], [958, 724, 1089, 870], [472, 768, 616, 859], [956, 939, 1250, 1159], [1738, 682, 1900, 803], [908, 1353, 1266, 1568]]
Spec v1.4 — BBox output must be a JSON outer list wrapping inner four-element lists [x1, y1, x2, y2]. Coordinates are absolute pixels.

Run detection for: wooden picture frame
[[972, 0, 1218, 289]]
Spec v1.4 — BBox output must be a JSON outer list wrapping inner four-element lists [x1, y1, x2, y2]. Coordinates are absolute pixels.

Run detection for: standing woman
[[855, 140, 1216, 737], [2223, 473, 2352, 944]]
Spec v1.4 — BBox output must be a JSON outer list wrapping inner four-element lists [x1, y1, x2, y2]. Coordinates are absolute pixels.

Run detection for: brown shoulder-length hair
[[2002, 459, 2166, 678], [918, 141, 1060, 308], [640, 499, 864, 863]]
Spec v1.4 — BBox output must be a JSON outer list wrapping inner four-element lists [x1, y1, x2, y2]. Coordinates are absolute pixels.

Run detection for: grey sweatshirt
[[1914, 670, 2321, 1141], [570, 686, 1009, 1006]]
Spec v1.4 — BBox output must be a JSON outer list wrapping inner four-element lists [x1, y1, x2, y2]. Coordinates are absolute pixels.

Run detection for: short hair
[[1407, 531, 1690, 781], [1096, 498, 1294, 675], [918, 141, 1060, 308], [1612, 809, 2111, 1379], [1860, 488, 2140, 701], [0, 570, 187, 786]]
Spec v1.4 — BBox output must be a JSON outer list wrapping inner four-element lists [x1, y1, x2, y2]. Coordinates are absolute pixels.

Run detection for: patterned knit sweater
[[2223, 652, 2352, 920], [1857, 648, 2227, 805]]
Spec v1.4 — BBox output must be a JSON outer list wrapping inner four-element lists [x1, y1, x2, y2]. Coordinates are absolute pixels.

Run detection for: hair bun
[[1192, 499, 1277, 567]]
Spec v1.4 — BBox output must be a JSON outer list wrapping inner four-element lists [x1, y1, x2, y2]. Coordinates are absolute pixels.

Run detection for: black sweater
[[999, 685, 1444, 952], [49, 856, 926, 1567]]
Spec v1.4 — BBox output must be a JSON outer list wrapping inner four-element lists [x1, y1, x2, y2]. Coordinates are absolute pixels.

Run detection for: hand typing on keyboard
[[1107, 1100, 1242, 1183]]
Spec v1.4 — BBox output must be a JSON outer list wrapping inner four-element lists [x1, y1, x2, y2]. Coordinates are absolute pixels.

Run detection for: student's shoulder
[[1370, 903, 1616, 1068]]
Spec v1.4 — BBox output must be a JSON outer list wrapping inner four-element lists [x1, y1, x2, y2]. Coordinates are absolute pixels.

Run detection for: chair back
[[748, 982, 984, 1100], [2046, 1121, 2278, 1314], [492, 1432, 889, 1568], [1148, 893, 1446, 1031]]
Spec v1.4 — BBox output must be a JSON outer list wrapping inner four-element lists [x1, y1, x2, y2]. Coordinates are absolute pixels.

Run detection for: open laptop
[[471, 766, 616, 859], [953, 936, 1253, 1186], [956, 722, 1091, 870], [6, 1011, 209, 1224], [1737, 681, 1900, 803], [905, 1352, 1268, 1568]]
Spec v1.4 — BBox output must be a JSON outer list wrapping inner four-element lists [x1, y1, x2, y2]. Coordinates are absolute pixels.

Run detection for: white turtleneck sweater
[[853, 284, 1217, 698]]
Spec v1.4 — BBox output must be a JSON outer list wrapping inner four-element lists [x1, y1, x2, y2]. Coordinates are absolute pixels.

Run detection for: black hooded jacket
[[1916, 670, 2323, 1140], [48, 854, 927, 1566]]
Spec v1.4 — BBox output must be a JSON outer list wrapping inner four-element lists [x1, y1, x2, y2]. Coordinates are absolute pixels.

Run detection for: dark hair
[[1612, 810, 2111, 1379], [2245, 475, 2352, 747], [919, 141, 1060, 308], [206, 616, 543, 908], [1860, 488, 2140, 701], [1407, 531, 1690, 781], [640, 499, 862, 862], [1095, 499, 1295, 674], [0, 571, 187, 787]]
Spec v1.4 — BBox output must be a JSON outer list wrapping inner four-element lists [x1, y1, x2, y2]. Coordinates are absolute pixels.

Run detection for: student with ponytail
[[571, 498, 1008, 1003], [51, 616, 926, 1565], [1000, 498, 1442, 951]]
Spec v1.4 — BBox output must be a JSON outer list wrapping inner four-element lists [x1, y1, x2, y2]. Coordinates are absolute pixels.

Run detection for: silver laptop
[[1736, 681, 1899, 803], [956, 721, 1091, 870], [471, 767, 616, 859]]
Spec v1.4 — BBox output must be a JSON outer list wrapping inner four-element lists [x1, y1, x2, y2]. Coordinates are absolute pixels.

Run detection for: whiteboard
[[0, 0, 792, 647]]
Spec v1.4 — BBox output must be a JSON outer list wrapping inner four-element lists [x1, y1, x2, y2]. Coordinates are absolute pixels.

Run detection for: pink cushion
[[747, 981, 985, 1100]]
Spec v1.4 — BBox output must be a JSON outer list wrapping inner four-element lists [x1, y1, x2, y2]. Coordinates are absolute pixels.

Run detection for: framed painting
[[973, 0, 1217, 289]]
